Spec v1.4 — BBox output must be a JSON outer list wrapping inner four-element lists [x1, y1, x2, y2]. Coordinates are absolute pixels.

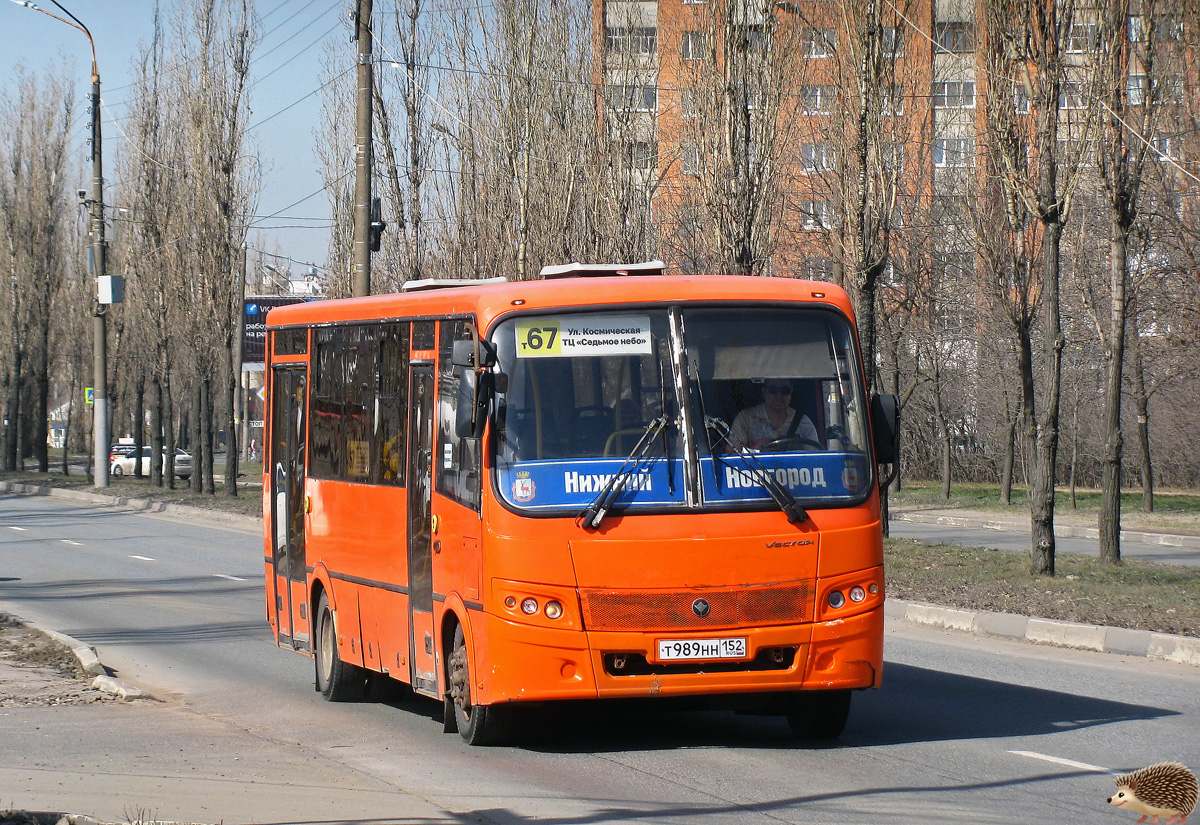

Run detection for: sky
[[1, 0, 347, 277]]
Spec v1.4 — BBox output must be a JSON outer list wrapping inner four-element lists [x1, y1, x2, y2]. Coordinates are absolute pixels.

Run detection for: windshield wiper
[[579, 416, 667, 530], [705, 416, 808, 525]]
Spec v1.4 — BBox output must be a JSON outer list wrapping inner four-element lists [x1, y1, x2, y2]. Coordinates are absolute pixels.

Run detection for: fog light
[[849, 586, 866, 603], [868, 583, 879, 594], [827, 590, 845, 609], [504, 596, 517, 609], [521, 598, 539, 615], [544, 600, 563, 619]]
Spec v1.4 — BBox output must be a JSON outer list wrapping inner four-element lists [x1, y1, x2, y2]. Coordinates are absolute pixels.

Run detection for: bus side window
[[436, 319, 482, 511]]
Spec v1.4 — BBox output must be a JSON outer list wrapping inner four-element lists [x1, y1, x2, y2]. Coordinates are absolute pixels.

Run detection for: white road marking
[[61, 540, 83, 546], [7, 526, 27, 531], [214, 574, 246, 582], [1010, 750, 1110, 773], [129, 555, 156, 562]]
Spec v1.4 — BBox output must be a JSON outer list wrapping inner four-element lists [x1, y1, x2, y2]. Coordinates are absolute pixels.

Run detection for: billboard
[[243, 296, 308, 364]]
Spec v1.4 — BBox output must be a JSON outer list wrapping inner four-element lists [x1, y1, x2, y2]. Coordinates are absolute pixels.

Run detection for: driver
[[730, 380, 819, 451]]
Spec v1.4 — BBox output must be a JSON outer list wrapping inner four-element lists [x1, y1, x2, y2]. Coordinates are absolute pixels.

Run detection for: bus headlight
[[849, 586, 866, 603], [827, 590, 846, 609], [544, 601, 563, 620], [521, 598, 539, 615]]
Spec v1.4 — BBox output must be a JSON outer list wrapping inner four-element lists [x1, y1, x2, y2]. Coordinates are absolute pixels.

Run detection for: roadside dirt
[[0, 615, 115, 707]]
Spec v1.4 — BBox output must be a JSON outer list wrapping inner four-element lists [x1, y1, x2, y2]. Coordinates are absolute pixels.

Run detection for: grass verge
[[886, 537, 1200, 638]]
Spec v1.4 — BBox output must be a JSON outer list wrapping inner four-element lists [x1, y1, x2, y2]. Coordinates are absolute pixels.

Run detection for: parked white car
[[110, 446, 193, 480]]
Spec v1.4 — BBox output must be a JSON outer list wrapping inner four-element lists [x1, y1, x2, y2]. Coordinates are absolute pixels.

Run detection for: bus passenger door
[[270, 367, 308, 651], [407, 366, 438, 694]]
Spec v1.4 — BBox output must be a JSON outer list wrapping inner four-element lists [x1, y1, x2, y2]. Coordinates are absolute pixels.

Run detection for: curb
[[886, 598, 1200, 667], [891, 509, 1200, 550], [2, 610, 150, 701]]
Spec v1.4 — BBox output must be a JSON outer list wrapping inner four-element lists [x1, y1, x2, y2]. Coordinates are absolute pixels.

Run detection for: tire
[[111, 464, 123, 477], [314, 592, 365, 701], [787, 690, 851, 740], [447, 623, 511, 745]]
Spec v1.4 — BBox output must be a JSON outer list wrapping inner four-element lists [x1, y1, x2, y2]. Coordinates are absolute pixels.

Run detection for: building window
[[934, 21, 975, 53], [932, 81, 975, 109], [800, 200, 833, 230], [1151, 134, 1176, 161], [933, 137, 974, 168], [682, 30, 706, 61], [1058, 81, 1085, 110], [802, 27, 835, 58], [1065, 23, 1098, 53], [801, 142, 836, 174], [1128, 15, 1147, 42], [606, 26, 657, 56], [801, 85, 836, 114], [1013, 83, 1030, 114], [628, 141, 657, 170], [608, 83, 658, 113], [802, 257, 835, 280], [882, 27, 904, 58], [681, 87, 699, 118], [881, 143, 904, 173], [1127, 74, 1148, 106], [681, 144, 702, 175], [882, 83, 904, 116]]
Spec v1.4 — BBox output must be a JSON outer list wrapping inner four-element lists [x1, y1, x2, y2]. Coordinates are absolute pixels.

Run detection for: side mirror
[[455, 368, 493, 439], [870, 394, 900, 465], [451, 338, 497, 369]]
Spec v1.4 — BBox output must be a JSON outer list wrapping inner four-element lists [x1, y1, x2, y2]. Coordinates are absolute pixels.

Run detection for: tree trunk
[[1130, 331, 1153, 513], [191, 382, 203, 493], [1000, 411, 1016, 505], [134, 375, 145, 479], [1029, 220, 1065, 578], [151, 376, 164, 488], [224, 358, 238, 496], [1098, 230, 1128, 564], [203, 377, 215, 495]]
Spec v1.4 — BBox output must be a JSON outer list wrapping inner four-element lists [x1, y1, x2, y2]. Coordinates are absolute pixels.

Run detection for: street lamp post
[[10, 0, 111, 486]]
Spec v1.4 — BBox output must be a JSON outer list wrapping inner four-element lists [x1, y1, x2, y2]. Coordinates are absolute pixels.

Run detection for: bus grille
[[579, 583, 811, 631]]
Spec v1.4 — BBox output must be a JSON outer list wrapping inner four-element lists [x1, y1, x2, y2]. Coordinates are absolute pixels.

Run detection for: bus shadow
[[497, 661, 1170, 753]]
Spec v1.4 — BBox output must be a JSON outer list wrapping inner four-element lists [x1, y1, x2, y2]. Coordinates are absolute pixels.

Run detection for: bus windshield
[[492, 305, 872, 516]]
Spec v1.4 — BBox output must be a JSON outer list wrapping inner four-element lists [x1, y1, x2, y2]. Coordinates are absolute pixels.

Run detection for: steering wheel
[[761, 437, 823, 453]]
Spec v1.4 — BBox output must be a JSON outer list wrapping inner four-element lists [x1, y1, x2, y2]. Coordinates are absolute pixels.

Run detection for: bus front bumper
[[475, 605, 882, 705]]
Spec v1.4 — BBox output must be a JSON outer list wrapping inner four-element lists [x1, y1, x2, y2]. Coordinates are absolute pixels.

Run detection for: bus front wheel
[[787, 689, 851, 740], [314, 592, 365, 701], [447, 623, 511, 745]]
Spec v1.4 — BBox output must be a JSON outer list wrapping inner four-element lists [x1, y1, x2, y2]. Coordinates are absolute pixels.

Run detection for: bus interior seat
[[569, 405, 614, 456], [506, 408, 563, 461]]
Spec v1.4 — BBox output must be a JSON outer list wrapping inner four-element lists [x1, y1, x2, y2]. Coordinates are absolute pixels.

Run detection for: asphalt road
[[889, 518, 1200, 566], [1, 492, 1197, 825]]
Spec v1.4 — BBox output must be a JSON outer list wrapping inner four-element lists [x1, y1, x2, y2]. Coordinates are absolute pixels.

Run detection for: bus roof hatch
[[539, 260, 666, 279]]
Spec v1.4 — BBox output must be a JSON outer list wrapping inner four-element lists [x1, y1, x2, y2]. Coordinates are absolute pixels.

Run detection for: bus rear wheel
[[447, 623, 511, 745], [787, 689, 851, 740], [314, 592, 365, 701]]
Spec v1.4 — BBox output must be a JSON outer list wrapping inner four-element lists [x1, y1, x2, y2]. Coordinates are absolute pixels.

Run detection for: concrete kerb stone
[[890, 597, 1200, 667], [4, 610, 152, 702]]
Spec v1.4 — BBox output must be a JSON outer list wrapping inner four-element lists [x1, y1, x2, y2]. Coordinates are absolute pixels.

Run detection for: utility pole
[[13, 0, 113, 486], [88, 65, 110, 487], [352, 0, 374, 297]]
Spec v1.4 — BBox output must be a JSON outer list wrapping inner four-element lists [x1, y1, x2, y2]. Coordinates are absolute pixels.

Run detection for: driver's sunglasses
[[764, 386, 792, 395]]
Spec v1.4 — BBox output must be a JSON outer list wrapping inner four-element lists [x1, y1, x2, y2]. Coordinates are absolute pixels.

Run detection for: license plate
[[656, 637, 748, 661]]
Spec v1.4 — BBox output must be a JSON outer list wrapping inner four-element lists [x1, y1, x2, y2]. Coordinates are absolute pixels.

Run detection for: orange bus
[[263, 263, 899, 744]]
